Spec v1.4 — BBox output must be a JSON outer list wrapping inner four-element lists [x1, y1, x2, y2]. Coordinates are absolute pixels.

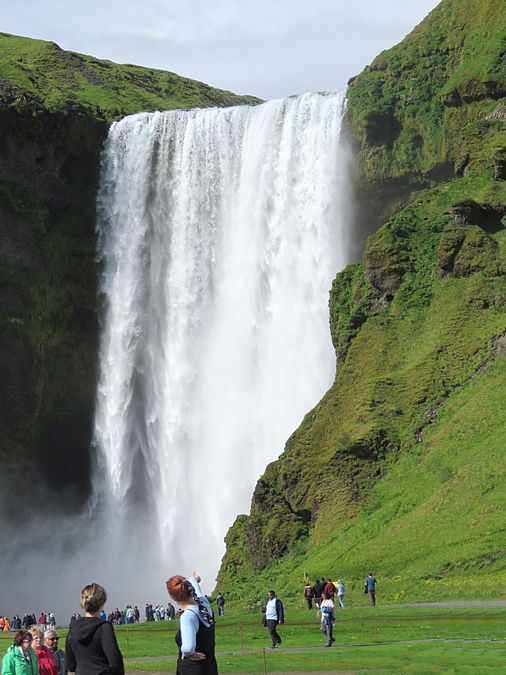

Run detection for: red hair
[[166, 575, 191, 603]]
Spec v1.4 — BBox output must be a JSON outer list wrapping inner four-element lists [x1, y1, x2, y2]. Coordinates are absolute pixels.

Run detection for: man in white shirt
[[263, 590, 284, 649]]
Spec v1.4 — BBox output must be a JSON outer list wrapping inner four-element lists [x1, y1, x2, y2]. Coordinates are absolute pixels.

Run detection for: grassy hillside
[[345, 0, 505, 235], [0, 33, 260, 120], [216, 0, 506, 602]]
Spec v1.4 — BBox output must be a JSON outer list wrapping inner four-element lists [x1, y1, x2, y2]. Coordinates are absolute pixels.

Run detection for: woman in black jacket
[[65, 583, 124, 675]]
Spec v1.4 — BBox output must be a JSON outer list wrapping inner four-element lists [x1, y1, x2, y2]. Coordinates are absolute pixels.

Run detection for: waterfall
[[93, 91, 348, 590]]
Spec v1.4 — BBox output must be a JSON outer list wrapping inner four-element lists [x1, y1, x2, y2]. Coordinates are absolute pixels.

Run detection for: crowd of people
[[303, 577, 346, 610], [1, 626, 67, 675], [1, 573, 377, 674], [144, 602, 177, 622], [1, 614, 57, 633]]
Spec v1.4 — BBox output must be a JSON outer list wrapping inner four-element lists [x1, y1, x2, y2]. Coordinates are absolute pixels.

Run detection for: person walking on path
[[313, 579, 323, 609], [324, 579, 336, 601], [304, 582, 314, 610], [262, 590, 284, 649], [318, 591, 335, 647], [166, 571, 217, 675], [336, 580, 345, 609], [215, 594, 225, 617], [65, 583, 124, 675], [365, 573, 377, 606]]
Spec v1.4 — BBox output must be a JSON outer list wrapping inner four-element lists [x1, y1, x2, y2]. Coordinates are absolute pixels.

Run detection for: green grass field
[[2, 605, 504, 673]]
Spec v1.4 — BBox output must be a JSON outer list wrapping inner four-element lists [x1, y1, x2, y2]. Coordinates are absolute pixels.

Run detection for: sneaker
[[271, 645, 278, 650], [325, 643, 332, 648]]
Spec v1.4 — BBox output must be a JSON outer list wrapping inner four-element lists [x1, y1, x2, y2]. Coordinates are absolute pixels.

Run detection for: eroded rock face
[[493, 159, 506, 181], [451, 199, 482, 226], [364, 250, 405, 294], [437, 201, 505, 278]]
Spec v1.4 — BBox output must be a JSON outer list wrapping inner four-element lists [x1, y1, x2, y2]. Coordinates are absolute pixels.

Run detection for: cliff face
[[216, 0, 506, 601], [0, 34, 259, 509], [0, 106, 106, 503]]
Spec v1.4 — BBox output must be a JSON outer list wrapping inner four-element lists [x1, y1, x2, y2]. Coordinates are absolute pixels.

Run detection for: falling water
[[93, 92, 348, 590]]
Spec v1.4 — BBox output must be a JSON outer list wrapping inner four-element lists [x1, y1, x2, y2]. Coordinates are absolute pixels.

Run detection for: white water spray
[[93, 92, 348, 590]]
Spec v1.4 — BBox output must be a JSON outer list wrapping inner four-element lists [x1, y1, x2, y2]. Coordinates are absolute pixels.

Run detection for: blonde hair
[[80, 582, 107, 613], [29, 627, 42, 639]]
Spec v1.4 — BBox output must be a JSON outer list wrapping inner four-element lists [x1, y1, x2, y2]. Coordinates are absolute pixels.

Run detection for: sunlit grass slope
[[0, 33, 260, 120]]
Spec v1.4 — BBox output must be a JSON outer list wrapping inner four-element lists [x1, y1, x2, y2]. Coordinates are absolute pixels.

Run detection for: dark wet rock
[[451, 199, 485, 226]]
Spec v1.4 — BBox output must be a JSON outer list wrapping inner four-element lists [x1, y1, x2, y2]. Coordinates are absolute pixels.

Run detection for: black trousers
[[266, 619, 282, 646]]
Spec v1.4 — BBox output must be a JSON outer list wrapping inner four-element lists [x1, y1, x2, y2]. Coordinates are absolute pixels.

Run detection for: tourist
[[318, 591, 335, 647], [337, 580, 345, 609], [65, 582, 124, 675], [262, 590, 284, 649], [10, 616, 22, 631], [38, 614, 47, 632], [44, 630, 67, 675], [365, 573, 377, 606], [313, 578, 322, 608], [29, 628, 58, 675], [324, 578, 336, 601], [303, 582, 314, 610], [215, 593, 225, 617], [166, 571, 217, 674], [125, 606, 134, 624], [1, 630, 39, 675]]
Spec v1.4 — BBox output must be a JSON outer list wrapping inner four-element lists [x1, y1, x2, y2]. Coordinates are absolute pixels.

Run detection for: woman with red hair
[[166, 571, 217, 675]]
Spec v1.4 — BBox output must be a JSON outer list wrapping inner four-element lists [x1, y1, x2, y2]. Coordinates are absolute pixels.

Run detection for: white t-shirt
[[265, 598, 278, 620]]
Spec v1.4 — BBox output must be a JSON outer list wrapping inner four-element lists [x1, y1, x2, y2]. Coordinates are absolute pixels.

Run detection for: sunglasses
[[49, 637, 59, 641]]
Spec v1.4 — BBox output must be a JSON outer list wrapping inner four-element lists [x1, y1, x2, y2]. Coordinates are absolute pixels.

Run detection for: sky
[[2, 0, 442, 100]]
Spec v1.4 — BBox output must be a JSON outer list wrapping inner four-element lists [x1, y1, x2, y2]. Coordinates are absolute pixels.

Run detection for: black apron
[[175, 610, 218, 675]]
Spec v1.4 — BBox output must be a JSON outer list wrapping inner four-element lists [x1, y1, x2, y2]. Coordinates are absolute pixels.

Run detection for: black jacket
[[65, 617, 124, 675]]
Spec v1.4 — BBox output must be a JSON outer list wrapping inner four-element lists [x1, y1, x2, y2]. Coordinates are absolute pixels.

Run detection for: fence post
[[240, 621, 244, 654], [126, 626, 129, 658], [262, 647, 267, 675]]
